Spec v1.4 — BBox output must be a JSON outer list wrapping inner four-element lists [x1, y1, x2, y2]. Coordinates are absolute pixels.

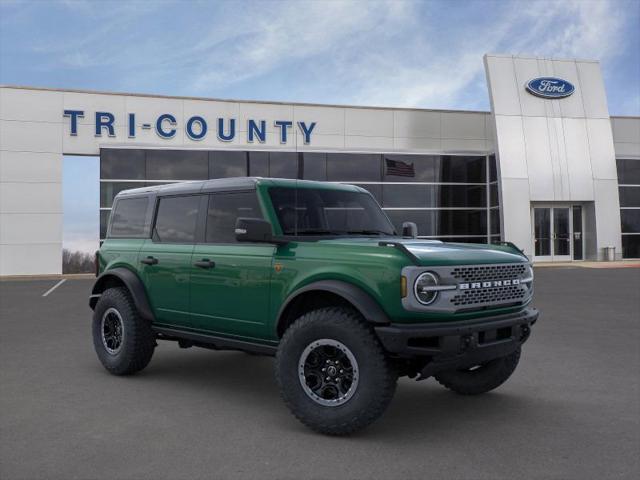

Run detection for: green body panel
[[98, 239, 146, 273], [138, 240, 194, 327], [189, 243, 275, 339], [98, 178, 531, 346]]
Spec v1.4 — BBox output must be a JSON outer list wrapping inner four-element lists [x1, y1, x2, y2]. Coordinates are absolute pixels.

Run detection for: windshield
[[268, 187, 396, 236]]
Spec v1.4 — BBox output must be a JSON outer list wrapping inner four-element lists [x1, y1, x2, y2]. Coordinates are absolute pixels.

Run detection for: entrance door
[[533, 205, 582, 262]]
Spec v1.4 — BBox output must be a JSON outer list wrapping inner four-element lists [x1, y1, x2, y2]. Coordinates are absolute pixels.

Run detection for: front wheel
[[275, 307, 397, 436], [434, 348, 521, 395]]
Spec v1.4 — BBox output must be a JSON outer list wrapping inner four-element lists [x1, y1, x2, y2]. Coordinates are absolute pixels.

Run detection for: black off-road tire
[[92, 287, 155, 375], [275, 307, 397, 436], [434, 348, 521, 395]]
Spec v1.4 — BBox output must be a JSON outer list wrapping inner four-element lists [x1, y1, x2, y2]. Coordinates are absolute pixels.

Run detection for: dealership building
[[0, 54, 639, 275]]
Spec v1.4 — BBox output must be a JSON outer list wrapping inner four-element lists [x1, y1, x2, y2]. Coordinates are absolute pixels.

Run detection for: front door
[[532, 205, 583, 262], [189, 191, 274, 340]]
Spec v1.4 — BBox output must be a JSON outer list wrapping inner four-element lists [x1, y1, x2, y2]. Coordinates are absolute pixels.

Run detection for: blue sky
[[1, 0, 639, 252]]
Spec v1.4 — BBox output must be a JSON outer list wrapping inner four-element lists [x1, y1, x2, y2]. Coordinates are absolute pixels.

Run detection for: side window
[[206, 191, 263, 243], [153, 195, 201, 243], [109, 197, 149, 238]]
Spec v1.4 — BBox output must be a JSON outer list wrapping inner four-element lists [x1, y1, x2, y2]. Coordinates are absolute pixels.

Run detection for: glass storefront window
[[353, 184, 382, 204], [491, 209, 501, 234], [383, 155, 437, 182], [327, 153, 381, 181], [621, 210, 640, 233], [209, 151, 247, 178], [100, 148, 145, 180], [269, 152, 298, 178], [384, 209, 487, 237], [619, 186, 640, 207], [100, 210, 110, 239], [438, 155, 486, 183], [248, 151, 269, 177], [147, 150, 208, 180], [99, 149, 500, 245], [489, 155, 498, 182], [617, 158, 640, 184], [622, 235, 640, 258], [302, 153, 327, 181], [100, 182, 146, 208]]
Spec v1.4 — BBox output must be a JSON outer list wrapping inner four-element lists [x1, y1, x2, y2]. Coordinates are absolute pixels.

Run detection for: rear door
[[138, 194, 204, 327], [189, 191, 275, 339]]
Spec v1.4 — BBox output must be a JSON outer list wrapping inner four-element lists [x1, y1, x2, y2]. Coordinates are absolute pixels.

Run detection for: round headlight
[[414, 272, 439, 305]]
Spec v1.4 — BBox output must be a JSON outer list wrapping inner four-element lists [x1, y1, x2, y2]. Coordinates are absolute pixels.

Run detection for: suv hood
[[317, 237, 528, 266]]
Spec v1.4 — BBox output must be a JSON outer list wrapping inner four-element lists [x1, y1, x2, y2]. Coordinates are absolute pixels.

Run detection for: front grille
[[451, 285, 526, 307], [451, 264, 527, 283]]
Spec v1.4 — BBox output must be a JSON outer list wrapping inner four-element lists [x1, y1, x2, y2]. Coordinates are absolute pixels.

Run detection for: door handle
[[194, 259, 215, 269], [140, 256, 158, 265]]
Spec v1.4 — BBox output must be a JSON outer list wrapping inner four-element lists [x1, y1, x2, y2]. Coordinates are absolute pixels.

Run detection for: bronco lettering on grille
[[459, 279, 520, 290]]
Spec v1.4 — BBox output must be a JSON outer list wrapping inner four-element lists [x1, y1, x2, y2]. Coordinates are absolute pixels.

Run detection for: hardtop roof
[[115, 177, 364, 199]]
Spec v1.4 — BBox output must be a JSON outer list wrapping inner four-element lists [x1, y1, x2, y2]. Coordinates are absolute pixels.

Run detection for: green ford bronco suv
[[90, 177, 537, 435]]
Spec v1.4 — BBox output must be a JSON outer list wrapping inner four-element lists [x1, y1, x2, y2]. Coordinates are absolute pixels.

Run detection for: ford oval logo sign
[[526, 77, 575, 99]]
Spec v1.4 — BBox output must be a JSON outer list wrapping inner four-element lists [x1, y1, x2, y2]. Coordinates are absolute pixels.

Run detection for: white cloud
[[12, 0, 636, 112]]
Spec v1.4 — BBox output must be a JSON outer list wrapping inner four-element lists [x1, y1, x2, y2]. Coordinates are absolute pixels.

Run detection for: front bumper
[[375, 307, 538, 379]]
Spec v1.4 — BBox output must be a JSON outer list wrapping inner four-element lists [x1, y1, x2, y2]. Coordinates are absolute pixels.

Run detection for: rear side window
[[153, 195, 201, 243], [109, 197, 149, 238], [206, 192, 262, 243]]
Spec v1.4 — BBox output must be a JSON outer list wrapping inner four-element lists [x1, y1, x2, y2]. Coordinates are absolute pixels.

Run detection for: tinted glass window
[[383, 155, 438, 182], [269, 152, 298, 178], [617, 159, 640, 184], [100, 210, 110, 239], [437, 156, 486, 183], [436, 237, 488, 244], [382, 184, 427, 208], [619, 186, 640, 207], [269, 187, 395, 236], [302, 153, 327, 181], [100, 182, 146, 208], [248, 151, 269, 177], [384, 209, 486, 236], [109, 197, 149, 238], [490, 183, 499, 206], [209, 151, 247, 178], [353, 184, 382, 204], [382, 184, 486, 208], [622, 235, 640, 258], [146, 150, 208, 180], [100, 149, 145, 180], [327, 154, 381, 181], [621, 210, 640, 233], [206, 192, 263, 243], [153, 195, 200, 243], [491, 209, 501, 234], [489, 155, 497, 182]]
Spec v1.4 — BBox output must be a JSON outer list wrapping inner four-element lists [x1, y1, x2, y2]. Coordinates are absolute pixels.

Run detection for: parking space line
[[42, 279, 67, 297]]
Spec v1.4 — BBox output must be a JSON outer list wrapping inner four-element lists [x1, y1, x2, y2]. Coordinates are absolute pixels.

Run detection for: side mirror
[[235, 218, 274, 243], [402, 221, 418, 238]]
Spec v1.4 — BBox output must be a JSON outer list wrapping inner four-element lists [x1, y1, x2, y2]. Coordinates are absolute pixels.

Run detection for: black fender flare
[[89, 268, 155, 322], [276, 280, 390, 335]]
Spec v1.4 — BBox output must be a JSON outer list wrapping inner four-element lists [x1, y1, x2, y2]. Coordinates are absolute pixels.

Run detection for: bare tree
[[62, 248, 95, 274]]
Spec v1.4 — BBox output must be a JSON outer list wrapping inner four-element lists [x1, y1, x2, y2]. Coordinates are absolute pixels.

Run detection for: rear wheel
[[434, 348, 521, 395], [92, 287, 155, 375], [275, 307, 397, 436]]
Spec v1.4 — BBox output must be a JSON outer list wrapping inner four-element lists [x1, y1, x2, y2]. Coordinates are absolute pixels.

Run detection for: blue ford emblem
[[526, 77, 575, 99]]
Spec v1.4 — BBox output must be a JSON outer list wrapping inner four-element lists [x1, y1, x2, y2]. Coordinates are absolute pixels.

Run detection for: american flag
[[385, 158, 415, 177]]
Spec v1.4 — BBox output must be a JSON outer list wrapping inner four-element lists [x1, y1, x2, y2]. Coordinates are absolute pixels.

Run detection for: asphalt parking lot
[[1, 267, 639, 480]]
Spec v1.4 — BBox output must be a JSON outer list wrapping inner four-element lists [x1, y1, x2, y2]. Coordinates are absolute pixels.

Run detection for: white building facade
[[1, 54, 639, 275]]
